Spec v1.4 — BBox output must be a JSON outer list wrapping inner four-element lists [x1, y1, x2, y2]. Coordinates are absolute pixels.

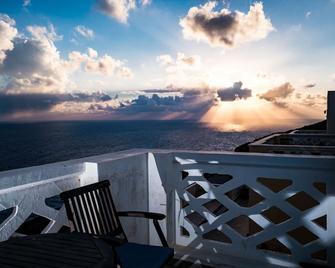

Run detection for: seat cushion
[[115, 242, 174, 268]]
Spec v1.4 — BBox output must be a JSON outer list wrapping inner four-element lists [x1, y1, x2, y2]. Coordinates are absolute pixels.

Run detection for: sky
[[0, 0, 333, 130]]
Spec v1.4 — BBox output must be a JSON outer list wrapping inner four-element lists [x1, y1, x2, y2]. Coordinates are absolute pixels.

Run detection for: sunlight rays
[[200, 98, 323, 131]]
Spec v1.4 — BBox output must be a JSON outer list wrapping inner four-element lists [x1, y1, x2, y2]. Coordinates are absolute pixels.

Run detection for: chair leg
[[153, 219, 169, 247]]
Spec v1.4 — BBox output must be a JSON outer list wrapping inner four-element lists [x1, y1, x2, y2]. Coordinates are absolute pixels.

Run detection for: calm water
[[0, 121, 271, 171]]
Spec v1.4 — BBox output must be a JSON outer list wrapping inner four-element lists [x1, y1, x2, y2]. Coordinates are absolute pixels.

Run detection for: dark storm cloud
[[217, 82, 252, 101], [0, 92, 112, 115], [0, 93, 62, 115]]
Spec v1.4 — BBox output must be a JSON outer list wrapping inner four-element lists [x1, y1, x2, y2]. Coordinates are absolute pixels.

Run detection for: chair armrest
[[117, 211, 169, 247], [117, 211, 165, 220]]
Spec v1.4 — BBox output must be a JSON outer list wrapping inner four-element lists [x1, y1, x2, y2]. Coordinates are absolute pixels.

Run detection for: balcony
[[0, 149, 334, 267]]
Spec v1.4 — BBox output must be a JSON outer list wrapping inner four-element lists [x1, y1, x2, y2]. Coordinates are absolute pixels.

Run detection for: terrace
[[0, 149, 334, 267], [248, 133, 335, 156]]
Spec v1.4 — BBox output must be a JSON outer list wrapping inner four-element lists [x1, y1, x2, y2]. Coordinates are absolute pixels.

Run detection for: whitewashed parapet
[[0, 150, 150, 243]]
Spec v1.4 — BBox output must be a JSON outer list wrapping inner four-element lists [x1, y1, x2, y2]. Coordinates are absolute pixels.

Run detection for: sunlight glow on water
[[0, 120, 275, 171]]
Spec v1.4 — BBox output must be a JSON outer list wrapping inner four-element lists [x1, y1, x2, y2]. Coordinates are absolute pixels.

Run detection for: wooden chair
[[60, 180, 174, 268]]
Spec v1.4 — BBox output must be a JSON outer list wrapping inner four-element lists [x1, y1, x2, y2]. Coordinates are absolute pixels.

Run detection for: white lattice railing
[[0, 149, 334, 268], [150, 151, 335, 267]]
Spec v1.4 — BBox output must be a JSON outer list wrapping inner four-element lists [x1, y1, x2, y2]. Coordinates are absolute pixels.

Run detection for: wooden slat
[[69, 197, 84, 233], [75, 196, 89, 233], [82, 193, 97, 234], [59, 180, 128, 241], [99, 188, 115, 231], [103, 187, 120, 230], [88, 191, 104, 235], [94, 189, 110, 234]]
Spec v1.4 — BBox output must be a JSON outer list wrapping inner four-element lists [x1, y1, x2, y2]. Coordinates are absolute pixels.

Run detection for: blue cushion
[[115, 242, 174, 268]]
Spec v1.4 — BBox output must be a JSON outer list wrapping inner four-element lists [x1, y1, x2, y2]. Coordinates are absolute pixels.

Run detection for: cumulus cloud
[[301, 94, 327, 107], [0, 15, 133, 94], [74, 25, 94, 39], [157, 52, 201, 73], [180, 1, 274, 48], [67, 48, 133, 77], [258, 82, 326, 111], [0, 14, 18, 63], [155, 53, 205, 88], [217, 81, 252, 101], [0, 24, 67, 93], [95, 0, 136, 23], [259, 82, 295, 107]]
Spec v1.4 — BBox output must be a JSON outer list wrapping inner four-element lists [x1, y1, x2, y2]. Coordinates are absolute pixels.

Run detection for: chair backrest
[[60, 180, 127, 241]]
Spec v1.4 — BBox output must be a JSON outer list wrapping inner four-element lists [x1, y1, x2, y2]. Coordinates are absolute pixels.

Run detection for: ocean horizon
[[0, 119, 319, 172]]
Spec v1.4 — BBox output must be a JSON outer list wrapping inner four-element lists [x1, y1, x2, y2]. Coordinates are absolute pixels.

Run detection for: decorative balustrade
[[151, 151, 335, 267], [0, 149, 334, 268]]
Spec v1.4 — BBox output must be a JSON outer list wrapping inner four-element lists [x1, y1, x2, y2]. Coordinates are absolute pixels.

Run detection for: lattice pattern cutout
[[174, 155, 332, 267], [0, 176, 80, 241]]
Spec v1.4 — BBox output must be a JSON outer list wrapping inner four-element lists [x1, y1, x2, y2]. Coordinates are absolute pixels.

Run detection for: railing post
[[80, 162, 99, 186]]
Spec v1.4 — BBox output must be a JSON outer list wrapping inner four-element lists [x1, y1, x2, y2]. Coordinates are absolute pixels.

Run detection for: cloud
[[156, 54, 173, 65], [0, 15, 133, 93], [217, 81, 252, 101], [140, 0, 151, 6], [258, 82, 295, 107], [142, 88, 181, 93], [68, 48, 133, 77], [304, 83, 316, 88], [157, 52, 201, 73], [0, 24, 67, 93], [180, 1, 274, 48], [301, 94, 326, 107], [89, 87, 216, 120], [95, 0, 151, 23], [258, 82, 326, 111], [23, 0, 31, 7], [95, 0, 136, 23], [74, 25, 94, 39], [156, 53, 205, 88], [0, 14, 18, 63], [289, 24, 302, 32], [0, 92, 112, 116]]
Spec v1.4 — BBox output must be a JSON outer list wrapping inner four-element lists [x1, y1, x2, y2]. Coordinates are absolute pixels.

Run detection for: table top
[[0, 233, 115, 268]]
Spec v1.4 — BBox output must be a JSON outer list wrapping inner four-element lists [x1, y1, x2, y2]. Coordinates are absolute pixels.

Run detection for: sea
[[0, 120, 291, 172]]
